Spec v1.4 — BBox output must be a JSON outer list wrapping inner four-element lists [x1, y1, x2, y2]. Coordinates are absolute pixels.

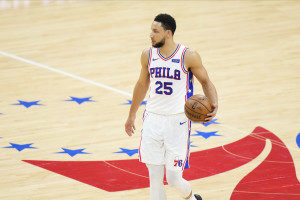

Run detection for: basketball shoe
[[194, 194, 202, 200]]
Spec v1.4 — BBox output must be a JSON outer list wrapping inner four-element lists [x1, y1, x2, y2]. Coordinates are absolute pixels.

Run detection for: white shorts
[[139, 111, 191, 171]]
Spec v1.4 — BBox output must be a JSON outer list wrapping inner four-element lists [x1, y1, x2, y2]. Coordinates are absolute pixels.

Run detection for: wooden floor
[[0, 0, 299, 199]]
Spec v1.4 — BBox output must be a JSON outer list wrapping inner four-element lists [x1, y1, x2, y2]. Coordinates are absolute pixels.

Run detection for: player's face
[[150, 21, 167, 48]]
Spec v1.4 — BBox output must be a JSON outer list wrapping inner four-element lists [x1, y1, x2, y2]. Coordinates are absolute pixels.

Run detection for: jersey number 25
[[155, 81, 173, 95]]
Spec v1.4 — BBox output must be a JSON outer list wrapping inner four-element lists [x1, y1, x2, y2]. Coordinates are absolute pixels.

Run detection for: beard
[[152, 37, 165, 48]]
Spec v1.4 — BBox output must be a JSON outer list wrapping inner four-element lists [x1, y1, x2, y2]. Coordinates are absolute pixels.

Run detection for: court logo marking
[[12, 100, 43, 108], [3, 143, 38, 151]]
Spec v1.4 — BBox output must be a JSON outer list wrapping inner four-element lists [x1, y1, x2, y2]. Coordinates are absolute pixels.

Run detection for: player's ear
[[166, 30, 172, 38]]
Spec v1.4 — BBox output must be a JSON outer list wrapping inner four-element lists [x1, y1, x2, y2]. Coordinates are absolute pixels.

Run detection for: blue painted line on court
[[296, 133, 300, 149]]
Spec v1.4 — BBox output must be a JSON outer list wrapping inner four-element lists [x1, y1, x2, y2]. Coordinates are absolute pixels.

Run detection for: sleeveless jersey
[[146, 44, 194, 115]]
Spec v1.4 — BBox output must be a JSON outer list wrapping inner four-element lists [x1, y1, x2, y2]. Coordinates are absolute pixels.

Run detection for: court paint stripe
[[0, 51, 132, 97], [234, 191, 300, 196]]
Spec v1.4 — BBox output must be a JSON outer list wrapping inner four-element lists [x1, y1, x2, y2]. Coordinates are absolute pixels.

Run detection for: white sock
[[188, 192, 196, 200]]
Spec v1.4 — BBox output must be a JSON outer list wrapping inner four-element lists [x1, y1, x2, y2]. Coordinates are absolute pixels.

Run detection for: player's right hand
[[125, 115, 136, 136]]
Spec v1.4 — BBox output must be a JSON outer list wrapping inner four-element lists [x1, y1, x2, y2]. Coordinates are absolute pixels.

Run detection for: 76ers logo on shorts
[[174, 157, 183, 167]]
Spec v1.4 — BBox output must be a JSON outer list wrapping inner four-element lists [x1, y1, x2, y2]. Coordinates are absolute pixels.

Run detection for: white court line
[[0, 51, 132, 97]]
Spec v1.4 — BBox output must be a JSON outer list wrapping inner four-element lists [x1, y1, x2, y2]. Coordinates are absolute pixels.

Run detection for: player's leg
[[165, 169, 202, 200], [147, 164, 166, 200], [139, 112, 167, 199], [166, 169, 192, 199], [164, 114, 202, 200]]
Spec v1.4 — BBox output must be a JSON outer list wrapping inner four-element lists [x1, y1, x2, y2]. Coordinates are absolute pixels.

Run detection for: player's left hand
[[204, 103, 218, 123]]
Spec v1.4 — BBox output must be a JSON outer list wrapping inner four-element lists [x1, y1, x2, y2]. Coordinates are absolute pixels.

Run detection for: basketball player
[[125, 14, 218, 200]]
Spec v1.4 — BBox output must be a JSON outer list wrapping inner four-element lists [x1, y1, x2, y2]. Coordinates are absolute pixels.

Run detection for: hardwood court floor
[[0, 1, 299, 199]]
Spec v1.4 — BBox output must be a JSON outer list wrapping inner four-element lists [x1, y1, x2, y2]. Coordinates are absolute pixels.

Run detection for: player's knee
[[166, 170, 182, 187]]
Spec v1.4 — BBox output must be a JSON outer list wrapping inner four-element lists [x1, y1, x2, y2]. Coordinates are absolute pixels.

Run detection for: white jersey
[[146, 44, 194, 115]]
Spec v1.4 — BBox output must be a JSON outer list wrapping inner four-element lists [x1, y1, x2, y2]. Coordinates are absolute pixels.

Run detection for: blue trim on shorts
[[184, 120, 192, 169]]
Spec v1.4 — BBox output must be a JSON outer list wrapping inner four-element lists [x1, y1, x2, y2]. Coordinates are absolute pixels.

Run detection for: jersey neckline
[[157, 44, 181, 61]]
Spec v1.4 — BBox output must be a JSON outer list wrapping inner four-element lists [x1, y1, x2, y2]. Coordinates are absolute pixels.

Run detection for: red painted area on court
[[184, 130, 265, 180], [23, 127, 264, 191], [24, 159, 150, 191], [230, 127, 300, 199], [23, 127, 300, 199]]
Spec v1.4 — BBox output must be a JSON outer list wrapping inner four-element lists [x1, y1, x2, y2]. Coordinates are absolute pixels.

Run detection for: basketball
[[184, 94, 212, 122]]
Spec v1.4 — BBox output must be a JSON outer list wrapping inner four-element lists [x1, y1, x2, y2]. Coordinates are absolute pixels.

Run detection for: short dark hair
[[154, 13, 176, 35]]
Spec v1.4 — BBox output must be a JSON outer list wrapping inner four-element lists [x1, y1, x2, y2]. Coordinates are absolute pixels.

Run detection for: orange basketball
[[184, 94, 212, 122]]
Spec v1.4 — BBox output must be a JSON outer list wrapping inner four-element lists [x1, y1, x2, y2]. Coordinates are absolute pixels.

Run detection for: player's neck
[[159, 40, 178, 58]]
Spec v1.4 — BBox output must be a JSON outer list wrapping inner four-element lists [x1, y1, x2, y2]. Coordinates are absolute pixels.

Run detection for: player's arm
[[185, 49, 218, 122], [125, 49, 150, 136]]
